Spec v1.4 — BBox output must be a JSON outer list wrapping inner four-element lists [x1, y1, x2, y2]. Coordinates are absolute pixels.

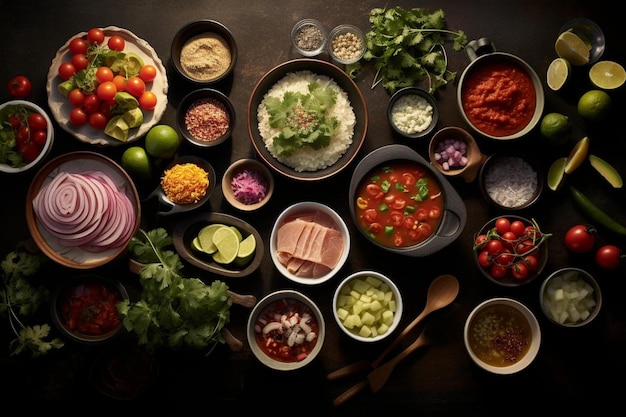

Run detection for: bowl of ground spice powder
[[177, 88, 235, 148], [171, 19, 237, 85]]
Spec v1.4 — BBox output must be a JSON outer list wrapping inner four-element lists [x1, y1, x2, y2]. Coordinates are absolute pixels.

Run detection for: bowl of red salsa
[[247, 290, 325, 371], [349, 144, 466, 257], [457, 38, 544, 141], [51, 274, 129, 345]]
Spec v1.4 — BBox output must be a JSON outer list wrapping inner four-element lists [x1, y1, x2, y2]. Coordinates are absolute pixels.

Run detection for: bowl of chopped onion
[[429, 126, 487, 183], [539, 267, 602, 328], [222, 158, 274, 211]]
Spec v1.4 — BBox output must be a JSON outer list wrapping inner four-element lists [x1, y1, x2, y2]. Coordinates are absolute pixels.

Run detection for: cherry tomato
[[96, 66, 114, 84], [68, 88, 85, 107], [69, 37, 88, 55], [139, 64, 157, 82], [495, 217, 511, 234], [490, 264, 508, 280], [7, 114, 22, 130], [564, 224, 596, 253], [595, 245, 622, 270], [522, 254, 539, 271], [7, 75, 32, 98], [31, 130, 47, 147], [107, 35, 126, 51], [475, 234, 488, 247], [71, 53, 89, 71], [500, 231, 518, 248], [478, 250, 492, 268], [87, 28, 105, 45], [112, 75, 127, 92], [509, 220, 526, 237], [88, 112, 108, 130], [515, 239, 536, 255], [493, 249, 515, 267], [58, 62, 76, 80], [485, 239, 503, 255], [125, 76, 145, 97], [19, 142, 41, 163], [511, 262, 529, 280], [82, 94, 101, 114], [69, 107, 88, 126], [96, 81, 117, 101], [27, 113, 47, 131]]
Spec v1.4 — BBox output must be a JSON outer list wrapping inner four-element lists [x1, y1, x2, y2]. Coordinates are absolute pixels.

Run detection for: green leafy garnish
[[263, 82, 339, 157], [1, 243, 65, 357], [360, 6, 468, 94], [120, 228, 232, 354]]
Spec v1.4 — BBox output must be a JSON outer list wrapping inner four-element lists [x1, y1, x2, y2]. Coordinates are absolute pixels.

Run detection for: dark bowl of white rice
[[478, 152, 544, 211], [247, 58, 368, 181]]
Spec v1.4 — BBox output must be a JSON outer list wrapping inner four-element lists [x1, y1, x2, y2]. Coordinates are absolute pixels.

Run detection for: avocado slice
[[589, 154, 623, 188], [122, 107, 144, 128]]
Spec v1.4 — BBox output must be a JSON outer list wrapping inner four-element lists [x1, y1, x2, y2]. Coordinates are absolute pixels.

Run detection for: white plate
[[46, 26, 168, 146]]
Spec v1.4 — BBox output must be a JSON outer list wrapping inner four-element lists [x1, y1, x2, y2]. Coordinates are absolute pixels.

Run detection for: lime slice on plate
[[212, 226, 240, 264], [197, 223, 225, 254], [546, 57, 571, 91], [235, 234, 256, 266]]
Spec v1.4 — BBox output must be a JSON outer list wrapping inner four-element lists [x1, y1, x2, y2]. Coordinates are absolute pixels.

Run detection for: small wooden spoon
[[327, 274, 460, 381]]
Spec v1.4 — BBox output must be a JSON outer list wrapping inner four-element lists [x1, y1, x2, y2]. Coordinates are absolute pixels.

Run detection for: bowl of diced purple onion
[[222, 158, 274, 211], [429, 126, 487, 183]]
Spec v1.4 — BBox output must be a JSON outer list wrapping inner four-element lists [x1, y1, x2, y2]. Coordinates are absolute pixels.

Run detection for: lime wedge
[[235, 234, 256, 266], [589, 154, 623, 188], [197, 223, 225, 254], [191, 236, 204, 252], [230, 226, 243, 242], [546, 57, 571, 91], [212, 227, 240, 265], [564, 136, 590, 174], [555, 31, 590, 66], [547, 157, 567, 191]]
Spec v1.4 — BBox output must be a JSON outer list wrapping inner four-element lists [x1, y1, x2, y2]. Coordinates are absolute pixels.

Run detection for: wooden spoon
[[327, 274, 459, 381]]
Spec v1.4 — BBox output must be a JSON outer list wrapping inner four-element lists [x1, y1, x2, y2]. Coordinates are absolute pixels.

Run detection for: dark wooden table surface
[[1, 0, 624, 413]]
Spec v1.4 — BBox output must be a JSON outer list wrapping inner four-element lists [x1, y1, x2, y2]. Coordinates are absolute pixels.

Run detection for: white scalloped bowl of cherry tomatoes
[[473, 215, 550, 287], [0, 100, 54, 174]]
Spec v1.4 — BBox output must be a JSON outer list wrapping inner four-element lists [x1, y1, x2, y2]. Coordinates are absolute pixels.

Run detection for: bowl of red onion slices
[[26, 151, 141, 269], [222, 158, 274, 211]]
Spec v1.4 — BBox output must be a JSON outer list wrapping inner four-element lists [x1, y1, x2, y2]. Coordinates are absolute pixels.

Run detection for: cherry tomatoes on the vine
[[495, 217, 511, 234]]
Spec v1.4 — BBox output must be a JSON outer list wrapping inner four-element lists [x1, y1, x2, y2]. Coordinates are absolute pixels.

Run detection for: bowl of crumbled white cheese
[[387, 87, 439, 139]]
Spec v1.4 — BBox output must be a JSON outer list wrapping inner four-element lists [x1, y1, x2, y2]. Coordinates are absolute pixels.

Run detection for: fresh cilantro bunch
[[119, 228, 232, 354], [355, 6, 468, 94], [264, 82, 339, 157], [0, 243, 65, 357]]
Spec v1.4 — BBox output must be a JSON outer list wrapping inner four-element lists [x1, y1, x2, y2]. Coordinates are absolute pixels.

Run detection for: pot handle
[[465, 37, 496, 61]]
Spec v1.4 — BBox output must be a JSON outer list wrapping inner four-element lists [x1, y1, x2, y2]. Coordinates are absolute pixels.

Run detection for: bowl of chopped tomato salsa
[[51, 274, 129, 344], [349, 144, 466, 257], [457, 38, 544, 141]]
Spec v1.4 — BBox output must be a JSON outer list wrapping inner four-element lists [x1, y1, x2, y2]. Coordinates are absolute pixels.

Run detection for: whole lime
[[577, 90, 611, 121], [145, 125, 180, 159], [121, 146, 152, 181], [540, 112, 571, 145]]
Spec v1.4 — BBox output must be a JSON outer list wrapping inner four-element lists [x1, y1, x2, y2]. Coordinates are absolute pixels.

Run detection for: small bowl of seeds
[[291, 19, 327, 57], [328, 24, 366, 65]]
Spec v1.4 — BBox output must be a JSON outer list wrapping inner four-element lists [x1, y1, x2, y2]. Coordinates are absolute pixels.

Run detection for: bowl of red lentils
[[176, 88, 235, 148], [222, 158, 274, 211], [328, 24, 366, 65]]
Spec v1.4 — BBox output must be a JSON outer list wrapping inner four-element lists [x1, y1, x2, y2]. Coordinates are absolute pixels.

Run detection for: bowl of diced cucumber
[[333, 270, 403, 342]]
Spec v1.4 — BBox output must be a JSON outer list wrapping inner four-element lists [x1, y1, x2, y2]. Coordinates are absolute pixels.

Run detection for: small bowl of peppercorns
[[328, 24, 366, 65], [291, 19, 327, 57], [176, 88, 235, 148], [222, 158, 274, 211]]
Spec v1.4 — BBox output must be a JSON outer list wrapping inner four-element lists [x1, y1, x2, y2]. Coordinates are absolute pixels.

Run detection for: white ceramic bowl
[[333, 270, 403, 343], [539, 267, 602, 328], [222, 158, 274, 211], [464, 297, 541, 375], [270, 201, 350, 285], [0, 100, 54, 174], [247, 290, 325, 371]]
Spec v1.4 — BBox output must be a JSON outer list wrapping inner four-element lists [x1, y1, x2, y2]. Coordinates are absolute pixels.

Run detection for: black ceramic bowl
[[171, 19, 237, 85], [248, 58, 368, 181], [387, 87, 439, 139], [349, 144, 466, 257], [176, 88, 235, 148]]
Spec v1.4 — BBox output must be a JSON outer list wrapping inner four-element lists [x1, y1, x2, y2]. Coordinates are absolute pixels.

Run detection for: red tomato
[[478, 250, 492, 267], [112, 75, 127, 92], [89, 112, 108, 130], [595, 245, 622, 270], [490, 264, 508, 279], [96, 66, 114, 83], [69, 37, 87, 55], [125, 76, 145, 97], [82, 94, 101, 114], [511, 262, 529, 280], [363, 208, 378, 223], [495, 217, 511, 234], [19, 142, 41, 163], [7, 75, 32, 98], [564, 224, 596, 253], [69, 107, 88, 126], [71, 53, 89, 71], [58, 62, 76, 80], [31, 130, 47, 147], [87, 28, 105, 45], [485, 239, 503, 255], [500, 231, 518, 248], [68, 88, 85, 107], [515, 239, 536, 255], [139, 64, 157, 82], [494, 249, 515, 267], [139, 91, 157, 110], [107, 35, 126, 51], [509, 220, 526, 237], [522, 254, 539, 271], [96, 81, 117, 101], [428, 207, 441, 219], [475, 234, 488, 247], [28, 113, 47, 131]]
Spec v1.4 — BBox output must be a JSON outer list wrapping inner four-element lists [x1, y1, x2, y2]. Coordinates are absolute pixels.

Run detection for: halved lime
[[197, 223, 225, 254], [555, 31, 590, 66], [564, 136, 590, 174], [212, 227, 240, 264], [235, 234, 256, 266], [546, 57, 571, 91], [547, 157, 567, 191], [589, 61, 626, 90]]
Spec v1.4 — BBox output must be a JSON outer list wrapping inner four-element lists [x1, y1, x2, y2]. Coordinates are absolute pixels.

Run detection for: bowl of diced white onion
[[387, 87, 439, 139], [539, 267, 602, 328]]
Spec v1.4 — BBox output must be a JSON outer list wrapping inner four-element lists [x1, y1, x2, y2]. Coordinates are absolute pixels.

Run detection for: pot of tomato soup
[[457, 38, 544, 141], [349, 144, 466, 257]]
